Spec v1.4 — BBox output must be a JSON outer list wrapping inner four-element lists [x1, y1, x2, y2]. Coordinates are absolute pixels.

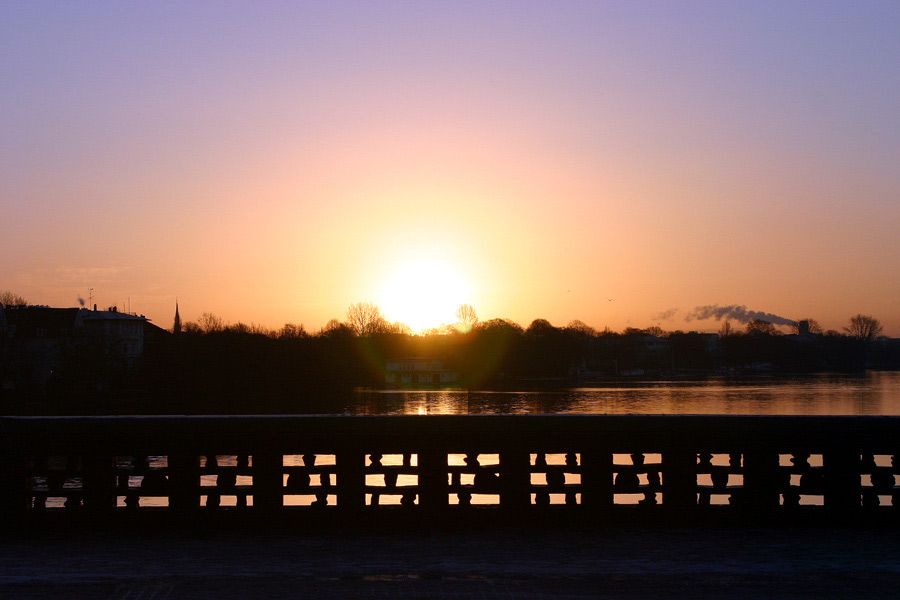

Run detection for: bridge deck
[[2, 525, 899, 599]]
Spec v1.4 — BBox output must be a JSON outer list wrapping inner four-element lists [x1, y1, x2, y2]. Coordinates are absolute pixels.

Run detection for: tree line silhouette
[[2, 290, 896, 413], [137, 305, 898, 413]]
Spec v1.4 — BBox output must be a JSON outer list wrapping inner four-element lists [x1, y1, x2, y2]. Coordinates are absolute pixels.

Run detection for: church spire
[[173, 299, 181, 334]]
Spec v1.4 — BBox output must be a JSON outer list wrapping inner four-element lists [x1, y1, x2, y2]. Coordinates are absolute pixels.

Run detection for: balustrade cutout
[[448, 453, 500, 505], [26, 455, 82, 510], [778, 453, 824, 506], [116, 455, 169, 508], [198, 455, 253, 508], [366, 453, 418, 506], [613, 453, 662, 505], [529, 453, 581, 505], [860, 454, 898, 508], [283, 454, 337, 507], [696, 453, 743, 506]]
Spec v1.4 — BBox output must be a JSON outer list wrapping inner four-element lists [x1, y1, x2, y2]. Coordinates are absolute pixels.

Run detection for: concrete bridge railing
[[1, 415, 898, 525]]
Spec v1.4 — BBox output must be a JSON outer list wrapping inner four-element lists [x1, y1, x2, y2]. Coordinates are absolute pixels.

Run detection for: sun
[[379, 259, 470, 332]]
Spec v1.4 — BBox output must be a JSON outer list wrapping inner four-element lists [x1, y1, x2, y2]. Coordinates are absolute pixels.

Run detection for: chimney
[[798, 320, 810, 336]]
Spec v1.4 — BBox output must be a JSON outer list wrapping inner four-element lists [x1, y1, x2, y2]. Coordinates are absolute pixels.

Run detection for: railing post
[[500, 449, 530, 511], [168, 454, 199, 514], [82, 454, 116, 513], [335, 449, 365, 512], [0, 452, 27, 518], [581, 449, 614, 514], [743, 450, 780, 515], [252, 452, 282, 513], [824, 451, 860, 514], [662, 450, 696, 513], [417, 449, 447, 515]]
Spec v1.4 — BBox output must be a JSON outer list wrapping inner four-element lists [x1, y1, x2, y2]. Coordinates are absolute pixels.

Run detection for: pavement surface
[[1, 525, 899, 599]]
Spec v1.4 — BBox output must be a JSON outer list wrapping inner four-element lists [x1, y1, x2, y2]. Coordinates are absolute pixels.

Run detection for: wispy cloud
[[654, 308, 679, 321]]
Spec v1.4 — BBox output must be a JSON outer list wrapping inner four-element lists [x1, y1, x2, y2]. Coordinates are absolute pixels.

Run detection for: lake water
[[349, 371, 900, 416]]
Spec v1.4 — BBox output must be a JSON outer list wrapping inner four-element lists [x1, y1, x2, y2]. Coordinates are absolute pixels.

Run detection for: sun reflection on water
[[357, 372, 900, 416]]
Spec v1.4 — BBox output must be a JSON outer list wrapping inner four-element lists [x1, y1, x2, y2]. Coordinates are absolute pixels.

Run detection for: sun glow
[[379, 259, 470, 332]]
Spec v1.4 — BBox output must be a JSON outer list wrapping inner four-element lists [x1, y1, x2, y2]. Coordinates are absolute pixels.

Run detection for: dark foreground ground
[[1, 525, 899, 599]]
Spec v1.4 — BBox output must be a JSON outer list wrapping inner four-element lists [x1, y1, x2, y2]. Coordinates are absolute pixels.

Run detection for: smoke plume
[[654, 308, 679, 321], [686, 304, 796, 327], [77, 296, 85, 307]]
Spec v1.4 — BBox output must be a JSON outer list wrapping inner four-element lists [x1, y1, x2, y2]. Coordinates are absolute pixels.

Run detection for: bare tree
[[644, 325, 667, 337], [279, 323, 307, 339], [526, 318, 556, 335], [718, 320, 735, 337], [347, 302, 384, 337], [0, 291, 27, 307], [790, 318, 823, 335], [229, 322, 251, 334], [198, 312, 225, 333], [425, 324, 457, 335], [319, 318, 349, 336], [746, 319, 777, 335], [227, 322, 272, 336], [844, 314, 883, 341], [368, 315, 395, 335], [455, 303, 479, 328], [387, 321, 412, 335], [565, 319, 596, 336]]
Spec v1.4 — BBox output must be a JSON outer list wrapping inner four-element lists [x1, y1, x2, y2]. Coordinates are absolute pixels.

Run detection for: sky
[[2, 1, 899, 335]]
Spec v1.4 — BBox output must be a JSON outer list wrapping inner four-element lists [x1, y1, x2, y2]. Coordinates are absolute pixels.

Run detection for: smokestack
[[798, 320, 810, 335]]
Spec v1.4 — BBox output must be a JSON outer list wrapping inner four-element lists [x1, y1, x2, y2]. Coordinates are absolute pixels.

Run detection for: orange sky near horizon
[[2, 3, 898, 336]]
